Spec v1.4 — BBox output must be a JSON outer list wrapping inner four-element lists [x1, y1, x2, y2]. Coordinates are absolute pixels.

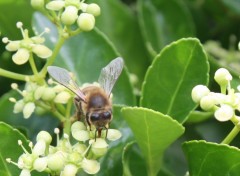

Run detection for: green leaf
[[141, 38, 209, 123], [90, 0, 151, 87], [32, 13, 135, 106], [137, 0, 195, 55], [182, 140, 240, 175], [0, 90, 59, 141], [0, 0, 33, 38], [121, 107, 185, 176], [186, 111, 213, 124], [0, 122, 29, 175], [221, 0, 240, 15]]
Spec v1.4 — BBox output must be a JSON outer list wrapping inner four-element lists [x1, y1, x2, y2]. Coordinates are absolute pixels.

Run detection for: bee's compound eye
[[102, 111, 111, 120], [90, 113, 100, 122]]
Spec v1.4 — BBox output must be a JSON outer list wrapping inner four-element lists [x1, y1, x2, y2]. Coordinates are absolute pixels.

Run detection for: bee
[[47, 57, 124, 140]]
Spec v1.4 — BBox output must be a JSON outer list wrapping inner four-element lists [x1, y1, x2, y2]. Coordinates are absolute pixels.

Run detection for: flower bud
[[214, 68, 232, 86], [33, 140, 46, 156], [61, 6, 78, 25], [68, 152, 83, 163], [47, 152, 65, 171], [23, 102, 35, 119], [34, 86, 45, 100], [32, 44, 52, 58], [86, 3, 101, 16], [200, 95, 215, 111], [77, 13, 95, 31], [54, 91, 71, 104], [31, 0, 45, 10], [20, 169, 31, 176], [72, 143, 87, 153], [18, 154, 34, 170], [61, 164, 78, 176], [46, 1, 65, 11], [37, 131, 52, 144], [13, 100, 25, 113], [191, 85, 210, 103], [82, 158, 100, 174], [41, 87, 56, 101], [6, 41, 20, 51], [33, 157, 47, 172], [214, 104, 234, 122], [71, 121, 89, 141], [91, 138, 108, 156], [12, 48, 30, 65], [107, 129, 122, 141]]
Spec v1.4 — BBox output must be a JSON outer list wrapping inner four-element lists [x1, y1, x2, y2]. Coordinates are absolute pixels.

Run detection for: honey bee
[[47, 57, 124, 140]]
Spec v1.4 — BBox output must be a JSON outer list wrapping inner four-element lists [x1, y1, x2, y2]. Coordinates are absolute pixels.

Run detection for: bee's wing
[[47, 66, 86, 102], [98, 57, 124, 96]]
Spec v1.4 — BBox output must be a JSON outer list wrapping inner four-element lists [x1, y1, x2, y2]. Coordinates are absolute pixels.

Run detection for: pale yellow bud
[[13, 100, 25, 113], [6, 41, 20, 51], [37, 131, 52, 144], [46, 1, 65, 11], [41, 87, 56, 101], [23, 102, 35, 118], [31, 36, 45, 44], [91, 138, 108, 156], [107, 129, 122, 141], [61, 6, 78, 25], [33, 140, 46, 156], [34, 86, 45, 100], [47, 152, 65, 171], [20, 169, 31, 176], [77, 13, 95, 31], [200, 95, 215, 111], [214, 104, 234, 122], [31, 0, 45, 9], [12, 48, 30, 65], [54, 91, 71, 104], [61, 164, 78, 176], [191, 85, 210, 103], [86, 3, 101, 16], [214, 68, 232, 86], [82, 158, 100, 174], [33, 157, 47, 172], [32, 44, 52, 58]]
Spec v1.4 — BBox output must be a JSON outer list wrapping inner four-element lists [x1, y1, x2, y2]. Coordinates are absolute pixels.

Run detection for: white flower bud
[[91, 138, 108, 156], [77, 13, 95, 31], [71, 121, 86, 131], [47, 152, 65, 171], [41, 87, 56, 101], [33, 157, 47, 172], [9, 97, 17, 103], [34, 86, 45, 100], [31, 0, 45, 9], [12, 48, 30, 65], [54, 91, 71, 104], [107, 129, 122, 141], [80, 3, 88, 12], [23, 102, 35, 119], [32, 44, 52, 58], [6, 41, 20, 51], [200, 95, 216, 111], [86, 3, 101, 16], [191, 85, 210, 103], [71, 121, 89, 141], [13, 100, 25, 113], [72, 143, 87, 153], [20, 169, 31, 176], [33, 140, 46, 155], [46, 0, 65, 11], [61, 6, 78, 25], [61, 164, 78, 176], [68, 152, 83, 163], [82, 158, 100, 175], [214, 104, 234, 122], [214, 68, 232, 86], [18, 153, 34, 170], [37, 131, 52, 144]]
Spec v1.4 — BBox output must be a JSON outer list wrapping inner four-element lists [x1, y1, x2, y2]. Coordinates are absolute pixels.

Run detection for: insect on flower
[[47, 57, 124, 140]]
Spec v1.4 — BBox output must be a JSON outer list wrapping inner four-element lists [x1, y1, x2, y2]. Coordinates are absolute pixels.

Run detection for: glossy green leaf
[[186, 111, 213, 124], [121, 107, 185, 176], [137, 0, 195, 55], [90, 0, 150, 87], [0, 0, 33, 38], [0, 90, 59, 141], [0, 122, 29, 175], [183, 140, 240, 175], [32, 13, 135, 106], [141, 38, 209, 123]]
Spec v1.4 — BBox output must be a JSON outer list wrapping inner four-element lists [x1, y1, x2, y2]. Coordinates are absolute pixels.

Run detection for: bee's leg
[[95, 128, 102, 141], [86, 113, 92, 131], [105, 126, 108, 139]]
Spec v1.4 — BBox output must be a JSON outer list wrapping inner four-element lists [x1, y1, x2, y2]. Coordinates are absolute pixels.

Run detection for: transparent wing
[[98, 57, 124, 96], [47, 66, 86, 102]]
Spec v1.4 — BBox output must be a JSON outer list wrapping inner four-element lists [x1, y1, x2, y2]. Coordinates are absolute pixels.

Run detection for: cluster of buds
[[31, 0, 101, 32], [192, 68, 240, 122], [2, 22, 52, 65], [9, 79, 72, 119], [6, 122, 121, 176]]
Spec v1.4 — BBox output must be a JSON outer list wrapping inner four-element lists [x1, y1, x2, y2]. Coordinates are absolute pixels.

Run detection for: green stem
[[29, 53, 39, 75], [39, 36, 66, 77], [63, 100, 73, 135], [221, 125, 240, 144], [0, 68, 29, 81]]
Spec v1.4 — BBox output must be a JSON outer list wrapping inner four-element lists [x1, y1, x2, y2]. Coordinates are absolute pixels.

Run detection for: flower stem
[[29, 54, 39, 75], [39, 35, 66, 77], [63, 100, 73, 135], [221, 125, 240, 144], [0, 68, 28, 81]]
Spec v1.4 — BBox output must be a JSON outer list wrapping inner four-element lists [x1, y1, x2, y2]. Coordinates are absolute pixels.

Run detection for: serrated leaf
[[32, 13, 135, 106], [0, 122, 29, 175], [121, 107, 185, 176], [137, 0, 195, 55], [141, 38, 209, 123], [183, 140, 240, 175]]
